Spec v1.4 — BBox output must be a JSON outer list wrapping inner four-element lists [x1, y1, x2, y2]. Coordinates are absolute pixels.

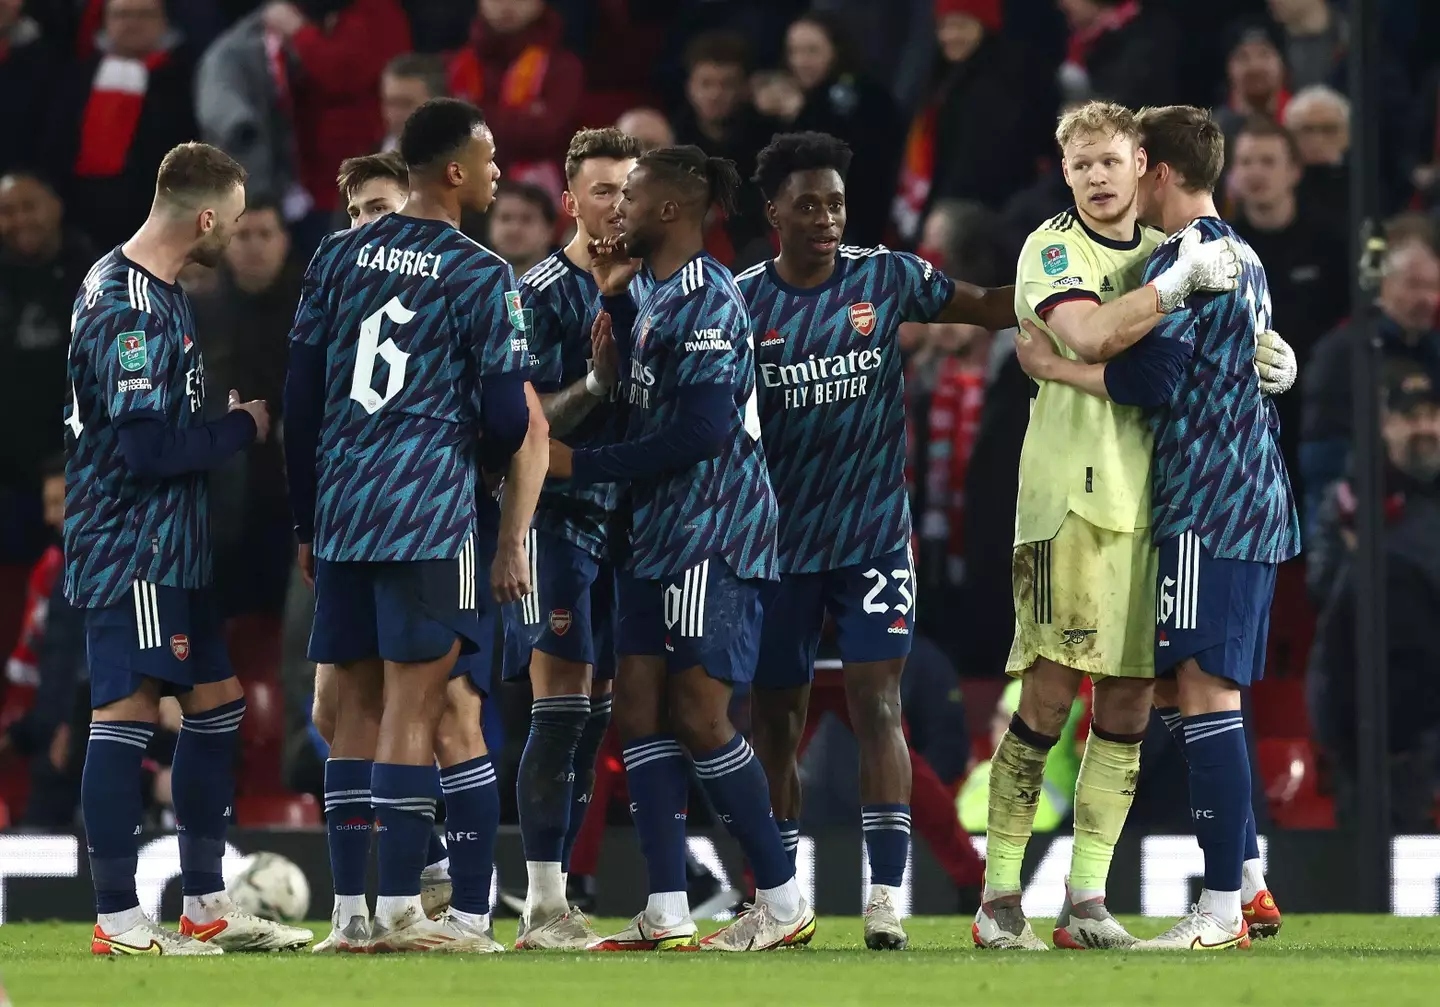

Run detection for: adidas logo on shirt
[[760, 329, 785, 347], [1100, 275, 1115, 293]]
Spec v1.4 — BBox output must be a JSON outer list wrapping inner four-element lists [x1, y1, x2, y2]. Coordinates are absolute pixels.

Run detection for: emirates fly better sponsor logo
[[760, 348, 883, 409]]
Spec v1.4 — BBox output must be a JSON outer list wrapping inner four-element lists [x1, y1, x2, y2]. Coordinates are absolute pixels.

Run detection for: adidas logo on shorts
[[887, 617, 908, 635]]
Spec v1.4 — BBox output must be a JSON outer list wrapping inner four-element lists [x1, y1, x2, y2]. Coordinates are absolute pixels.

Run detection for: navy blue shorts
[[1155, 531, 1276, 686], [85, 581, 233, 709], [755, 546, 915, 690], [309, 544, 484, 666], [451, 527, 499, 697], [501, 530, 616, 682], [614, 558, 763, 684]]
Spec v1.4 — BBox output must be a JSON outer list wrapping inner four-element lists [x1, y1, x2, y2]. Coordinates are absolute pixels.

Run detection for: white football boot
[[515, 907, 601, 950], [587, 910, 699, 951], [92, 916, 223, 956], [370, 904, 504, 953], [1051, 882, 1137, 949], [863, 887, 908, 950], [1136, 906, 1251, 951], [699, 899, 816, 952], [180, 905, 313, 952], [312, 909, 371, 953], [972, 892, 1049, 950]]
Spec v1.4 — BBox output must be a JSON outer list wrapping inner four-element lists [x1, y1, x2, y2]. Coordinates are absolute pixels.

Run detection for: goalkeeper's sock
[[983, 715, 1055, 896], [1068, 726, 1143, 900]]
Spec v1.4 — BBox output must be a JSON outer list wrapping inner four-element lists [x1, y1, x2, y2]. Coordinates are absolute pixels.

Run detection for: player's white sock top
[[183, 891, 233, 925], [644, 890, 691, 928], [1199, 888, 1242, 929], [334, 894, 368, 921], [756, 877, 803, 924], [375, 894, 424, 929], [525, 861, 567, 918], [868, 883, 904, 906], [1072, 887, 1105, 904], [98, 906, 147, 935], [1241, 859, 1266, 903], [422, 859, 450, 882], [447, 907, 490, 931]]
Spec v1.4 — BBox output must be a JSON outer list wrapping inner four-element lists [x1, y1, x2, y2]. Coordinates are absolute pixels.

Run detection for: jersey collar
[[762, 253, 850, 297], [113, 247, 182, 293], [1071, 207, 1143, 251]]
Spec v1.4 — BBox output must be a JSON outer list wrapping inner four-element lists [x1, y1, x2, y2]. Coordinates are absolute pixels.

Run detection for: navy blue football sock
[[1160, 707, 1261, 872], [1182, 711, 1250, 893], [372, 763, 438, 898], [517, 695, 588, 864], [777, 818, 800, 870], [862, 804, 912, 887], [83, 720, 156, 915], [622, 734, 690, 895], [172, 699, 245, 898], [440, 756, 499, 915], [563, 694, 612, 872], [324, 758, 373, 898], [692, 734, 793, 891]]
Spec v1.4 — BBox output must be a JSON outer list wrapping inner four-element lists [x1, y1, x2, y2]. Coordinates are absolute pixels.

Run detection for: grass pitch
[[2, 916, 1438, 1007]]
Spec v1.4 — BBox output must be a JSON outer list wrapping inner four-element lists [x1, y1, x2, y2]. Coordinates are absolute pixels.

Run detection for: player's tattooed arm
[[540, 311, 620, 437], [937, 282, 1017, 330]]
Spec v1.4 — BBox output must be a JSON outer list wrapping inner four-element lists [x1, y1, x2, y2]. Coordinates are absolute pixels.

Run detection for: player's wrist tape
[[585, 371, 611, 397]]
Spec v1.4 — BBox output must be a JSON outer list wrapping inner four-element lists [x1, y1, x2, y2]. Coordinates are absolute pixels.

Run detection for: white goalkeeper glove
[[1149, 230, 1242, 312], [1255, 328, 1298, 396]]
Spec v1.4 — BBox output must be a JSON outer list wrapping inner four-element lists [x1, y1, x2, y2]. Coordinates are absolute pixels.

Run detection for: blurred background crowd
[[3, 0, 1440, 904]]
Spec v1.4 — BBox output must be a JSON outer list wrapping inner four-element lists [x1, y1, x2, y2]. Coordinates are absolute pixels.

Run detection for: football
[[227, 853, 311, 923]]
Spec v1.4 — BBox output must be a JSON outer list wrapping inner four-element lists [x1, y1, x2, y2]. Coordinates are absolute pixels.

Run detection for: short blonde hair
[[1055, 100, 1141, 152]]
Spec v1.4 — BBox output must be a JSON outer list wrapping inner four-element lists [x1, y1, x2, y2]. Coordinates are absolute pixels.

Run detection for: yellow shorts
[[1006, 512, 1156, 680]]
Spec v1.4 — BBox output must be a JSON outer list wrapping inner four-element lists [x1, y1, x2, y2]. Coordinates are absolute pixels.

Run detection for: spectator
[[487, 180, 556, 277], [1302, 238, 1440, 529], [0, 172, 97, 559], [191, 199, 301, 616], [783, 11, 901, 246], [380, 53, 447, 152], [1213, 23, 1290, 161], [1307, 364, 1440, 833], [615, 107, 675, 152], [894, 0, 1040, 241], [1284, 83, 1350, 215], [0, 0, 52, 177], [1055, 0, 1178, 111], [1228, 117, 1350, 494], [41, 0, 199, 249], [195, 10, 302, 217], [262, 0, 411, 237], [447, 0, 585, 202], [811, 0, 942, 115], [1267, 0, 1345, 92]]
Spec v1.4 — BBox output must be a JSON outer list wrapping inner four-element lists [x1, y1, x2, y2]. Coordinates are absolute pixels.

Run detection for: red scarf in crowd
[[73, 47, 172, 178], [1064, 0, 1140, 72], [922, 359, 985, 581]]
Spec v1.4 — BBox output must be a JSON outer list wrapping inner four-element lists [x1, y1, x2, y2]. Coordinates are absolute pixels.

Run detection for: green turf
[[2, 916, 1438, 1007]]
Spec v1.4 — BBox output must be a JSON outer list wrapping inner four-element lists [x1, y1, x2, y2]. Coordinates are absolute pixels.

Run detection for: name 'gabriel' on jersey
[[290, 214, 529, 563]]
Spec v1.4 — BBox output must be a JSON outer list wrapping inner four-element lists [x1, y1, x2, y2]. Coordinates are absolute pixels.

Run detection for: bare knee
[[94, 682, 161, 725], [1153, 677, 1179, 710], [844, 665, 903, 743], [312, 664, 337, 745], [751, 687, 807, 760], [1092, 677, 1155, 737], [435, 678, 486, 766], [1176, 660, 1241, 716], [668, 671, 732, 754], [1016, 660, 1083, 737], [612, 657, 665, 743]]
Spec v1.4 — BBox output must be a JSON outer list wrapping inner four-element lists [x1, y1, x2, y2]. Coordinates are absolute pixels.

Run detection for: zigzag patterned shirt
[[1142, 217, 1301, 562], [736, 246, 953, 573], [64, 250, 211, 607], [621, 253, 776, 581], [290, 214, 529, 562]]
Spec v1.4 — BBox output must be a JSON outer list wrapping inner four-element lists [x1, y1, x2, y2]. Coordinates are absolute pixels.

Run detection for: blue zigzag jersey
[[291, 214, 529, 562], [1142, 217, 1300, 562], [521, 250, 617, 559], [64, 250, 211, 607], [621, 254, 776, 581], [736, 246, 954, 573]]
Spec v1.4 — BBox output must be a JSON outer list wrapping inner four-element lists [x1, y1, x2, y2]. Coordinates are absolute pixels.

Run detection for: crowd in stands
[[3, 0, 1440, 856]]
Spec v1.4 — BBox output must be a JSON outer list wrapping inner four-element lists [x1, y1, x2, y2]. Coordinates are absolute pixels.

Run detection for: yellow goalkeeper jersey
[[1013, 209, 1164, 545]]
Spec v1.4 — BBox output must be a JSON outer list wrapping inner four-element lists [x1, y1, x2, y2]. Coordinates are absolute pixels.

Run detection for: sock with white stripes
[[777, 819, 800, 870], [83, 720, 156, 918], [563, 694, 612, 873], [692, 734, 794, 892], [622, 734, 690, 897], [862, 804, 911, 887], [440, 756, 500, 916], [517, 695, 589, 870], [173, 698, 245, 909], [1160, 707, 1265, 901], [324, 758, 374, 905], [1182, 710, 1249, 923], [372, 762, 438, 908]]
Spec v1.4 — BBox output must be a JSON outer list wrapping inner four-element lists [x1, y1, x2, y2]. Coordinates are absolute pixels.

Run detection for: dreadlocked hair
[[639, 145, 742, 216]]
